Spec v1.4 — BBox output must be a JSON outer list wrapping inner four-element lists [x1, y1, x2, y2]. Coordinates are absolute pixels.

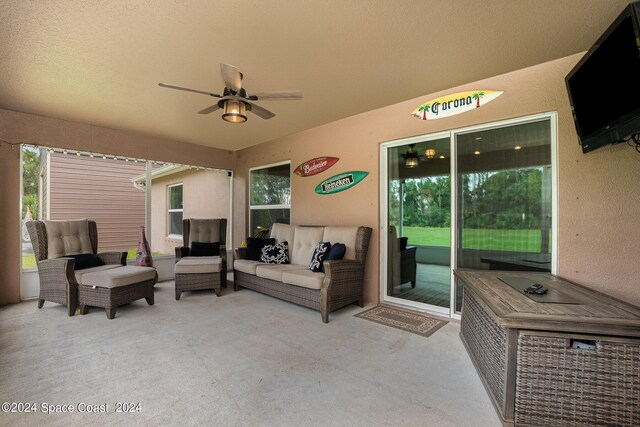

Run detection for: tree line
[[390, 168, 545, 230]]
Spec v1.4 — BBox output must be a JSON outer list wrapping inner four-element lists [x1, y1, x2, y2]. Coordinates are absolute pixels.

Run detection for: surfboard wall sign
[[412, 90, 503, 121], [294, 157, 339, 177], [315, 171, 368, 195]]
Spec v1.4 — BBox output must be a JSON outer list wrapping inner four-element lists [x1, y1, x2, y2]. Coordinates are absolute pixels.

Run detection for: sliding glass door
[[384, 133, 452, 315], [454, 117, 554, 312], [381, 113, 556, 317]]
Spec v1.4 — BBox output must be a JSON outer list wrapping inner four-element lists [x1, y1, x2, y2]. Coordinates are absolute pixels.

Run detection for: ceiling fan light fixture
[[405, 156, 419, 168], [222, 100, 247, 123], [404, 145, 419, 168]]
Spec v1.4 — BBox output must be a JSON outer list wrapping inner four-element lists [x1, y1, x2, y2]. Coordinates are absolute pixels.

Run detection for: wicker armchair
[[26, 219, 126, 316], [174, 218, 227, 299], [388, 226, 416, 295]]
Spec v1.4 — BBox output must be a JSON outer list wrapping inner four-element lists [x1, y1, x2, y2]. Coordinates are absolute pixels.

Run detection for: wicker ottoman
[[174, 256, 225, 299], [78, 266, 157, 319]]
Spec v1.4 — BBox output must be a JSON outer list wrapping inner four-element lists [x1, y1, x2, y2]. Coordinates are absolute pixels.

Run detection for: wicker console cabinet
[[456, 269, 640, 427]]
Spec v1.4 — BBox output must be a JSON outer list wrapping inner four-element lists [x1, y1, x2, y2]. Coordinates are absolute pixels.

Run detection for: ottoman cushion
[[81, 266, 156, 288], [175, 256, 222, 274], [75, 264, 121, 284]]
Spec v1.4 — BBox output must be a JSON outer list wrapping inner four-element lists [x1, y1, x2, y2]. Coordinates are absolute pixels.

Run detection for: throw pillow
[[62, 253, 103, 270], [322, 242, 346, 272], [190, 241, 220, 257], [245, 237, 276, 261], [309, 242, 331, 272], [260, 241, 289, 264]]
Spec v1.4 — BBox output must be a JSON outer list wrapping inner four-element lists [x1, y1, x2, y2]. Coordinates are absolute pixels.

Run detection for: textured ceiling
[[0, 0, 630, 151]]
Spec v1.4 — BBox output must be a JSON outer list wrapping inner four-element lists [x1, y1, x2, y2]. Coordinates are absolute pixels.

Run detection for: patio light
[[222, 100, 248, 123], [404, 145, 419, 168]]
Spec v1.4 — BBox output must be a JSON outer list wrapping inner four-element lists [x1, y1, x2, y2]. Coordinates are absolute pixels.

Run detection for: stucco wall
[[2, 53, 639, 308], [0, 109, 235, 305], [149, 169, 231, 255], [234, 54, 640, 307]]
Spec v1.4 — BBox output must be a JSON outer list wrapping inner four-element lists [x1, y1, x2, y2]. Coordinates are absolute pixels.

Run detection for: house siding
[[48, 152, 146, 252]]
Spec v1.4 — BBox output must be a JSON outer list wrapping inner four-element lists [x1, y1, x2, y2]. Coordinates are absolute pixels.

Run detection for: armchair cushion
[[63, 253, 104, 270], [245, 237, 275, 261], [187, 219, 221, 246], [190, 241, 220, 257], [44, 219, 93, 258]]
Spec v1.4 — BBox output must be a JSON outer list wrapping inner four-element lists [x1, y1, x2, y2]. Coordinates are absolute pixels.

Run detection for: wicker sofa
[[233, 224, 372, 323]]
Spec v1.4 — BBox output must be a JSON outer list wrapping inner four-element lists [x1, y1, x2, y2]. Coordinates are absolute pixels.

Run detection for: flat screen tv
[[565, 1, 640, 153]]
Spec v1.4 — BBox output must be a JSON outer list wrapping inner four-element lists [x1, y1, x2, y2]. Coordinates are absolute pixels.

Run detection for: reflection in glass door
[[454, 117, 553, 312], [386, 136, 452, 312]]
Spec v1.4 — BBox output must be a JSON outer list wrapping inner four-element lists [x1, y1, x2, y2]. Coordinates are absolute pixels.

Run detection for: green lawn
[[402, 226, 549, 252], [22, 248, 167, 269]]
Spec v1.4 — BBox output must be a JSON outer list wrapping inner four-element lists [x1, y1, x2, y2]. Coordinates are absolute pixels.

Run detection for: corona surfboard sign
[[412, 90, 503, 120], [315, 171, 368, 195], [293, 156, 339, 177]]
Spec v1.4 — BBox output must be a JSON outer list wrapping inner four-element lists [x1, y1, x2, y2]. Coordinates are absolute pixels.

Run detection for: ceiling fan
[[402, 144, 440, 168], [402, 144, 420, 168], [159, 63, 303, 123]]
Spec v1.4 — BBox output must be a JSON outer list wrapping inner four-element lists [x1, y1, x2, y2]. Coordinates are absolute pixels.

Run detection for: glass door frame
[[380, 112, 559, 320], [380, 131, 453, 317]]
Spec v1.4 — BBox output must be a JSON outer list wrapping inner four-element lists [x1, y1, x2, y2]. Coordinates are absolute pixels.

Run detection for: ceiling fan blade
[[248, 102, 276, 120], [158, 83, 221, 97], [220, 63, 243, 92], [197, 104, 222, 115], [249, 90, 303, 101]]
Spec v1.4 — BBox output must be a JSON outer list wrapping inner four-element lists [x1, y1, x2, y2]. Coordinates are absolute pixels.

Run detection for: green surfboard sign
[[315, 171, 369, 195]]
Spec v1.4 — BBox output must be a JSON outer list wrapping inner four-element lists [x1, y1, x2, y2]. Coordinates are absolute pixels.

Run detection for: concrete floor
[[0, 280, 500, 426]]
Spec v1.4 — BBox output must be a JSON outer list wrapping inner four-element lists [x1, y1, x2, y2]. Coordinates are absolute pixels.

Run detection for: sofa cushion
[[322, 227, 358, 260], [246, 237, 276, 261], [323, 243, 346, 272], [188, 219, 221, 246], [74, 264, 121, 284], [282, 269, 325, 290], [270, 223, 295, 247], [79, 266, 156, 288], [309, 242, 331, 272], [234, 259, 262, 275], [175, 256, 222, 274], [44, 219, 94, 259], [326, 243, 346, 261], [260, 241, 289, 264], [190, 241, 220, 257], [255, 264, 307, 281], [291, 226, 324, 266], [63, 253, 103, 270]]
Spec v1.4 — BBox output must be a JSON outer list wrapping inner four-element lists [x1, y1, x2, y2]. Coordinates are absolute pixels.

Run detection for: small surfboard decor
[[412, 90, 503, 121], [294, 156, 339, 177], [315, 171, 369, 195]]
